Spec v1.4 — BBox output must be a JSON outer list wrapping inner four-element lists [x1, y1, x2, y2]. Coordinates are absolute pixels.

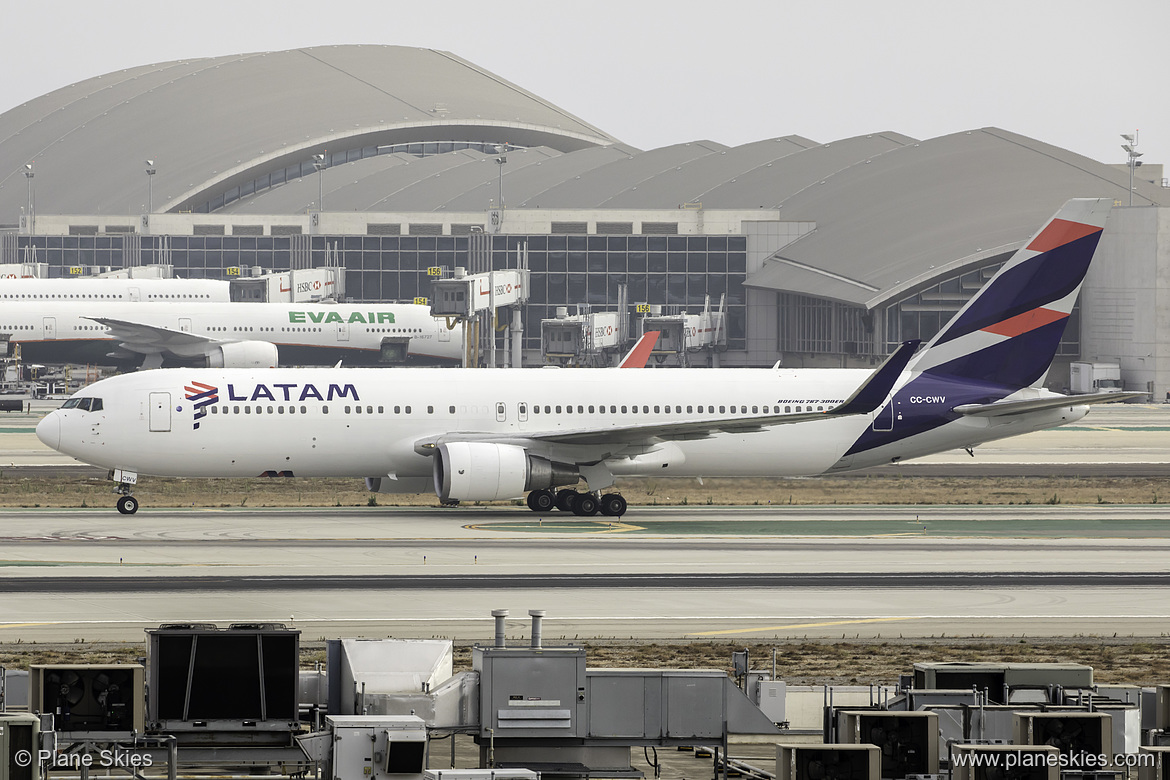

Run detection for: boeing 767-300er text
[[37, 199, 1138, 515]]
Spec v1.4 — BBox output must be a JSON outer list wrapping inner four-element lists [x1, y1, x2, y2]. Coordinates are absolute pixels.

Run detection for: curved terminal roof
[[746, 127, 1170, 309], [4, 46, 1167, 321], [0, 45, 619, 219]]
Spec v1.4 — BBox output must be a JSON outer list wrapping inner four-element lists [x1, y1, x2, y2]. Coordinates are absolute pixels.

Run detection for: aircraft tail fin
[[618, 330, 660, 368], [909, 198, 1112, 390]]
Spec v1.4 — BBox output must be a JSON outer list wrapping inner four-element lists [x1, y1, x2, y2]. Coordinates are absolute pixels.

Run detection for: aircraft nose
[[36, 412, 61, 451]]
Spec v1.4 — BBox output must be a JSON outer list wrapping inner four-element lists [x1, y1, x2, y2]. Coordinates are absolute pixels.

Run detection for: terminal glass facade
[[13, 233, 748, 353]]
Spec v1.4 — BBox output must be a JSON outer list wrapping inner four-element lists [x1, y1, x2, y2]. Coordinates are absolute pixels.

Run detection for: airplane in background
[[0, 277, 230, 302], [3, 301, 462, 369], [37, 199, 1139, 515]]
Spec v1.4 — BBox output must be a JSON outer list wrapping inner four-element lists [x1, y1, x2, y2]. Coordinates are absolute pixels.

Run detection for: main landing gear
[[526, 488, 627, 517]]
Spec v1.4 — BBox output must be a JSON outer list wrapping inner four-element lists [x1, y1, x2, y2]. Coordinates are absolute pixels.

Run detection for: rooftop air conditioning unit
[[951, 743, 1058, 780], [28, 665, 144, 735], [837, 710, 940, 779], [776, 743, 880, 780]]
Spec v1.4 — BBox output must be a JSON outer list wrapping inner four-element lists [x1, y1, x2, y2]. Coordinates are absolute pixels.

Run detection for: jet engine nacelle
[[434, 442, 579, 502], [205, 340, 279, 368]]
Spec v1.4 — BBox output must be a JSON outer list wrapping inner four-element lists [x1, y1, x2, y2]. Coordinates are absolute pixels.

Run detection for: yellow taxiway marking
[[692, 616, 915, 636]]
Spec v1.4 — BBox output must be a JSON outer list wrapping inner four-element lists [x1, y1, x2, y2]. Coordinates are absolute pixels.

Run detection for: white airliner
[[3, 301, 462, 368], [0, 277, 230, 302], [37, 199, 1138, 516]]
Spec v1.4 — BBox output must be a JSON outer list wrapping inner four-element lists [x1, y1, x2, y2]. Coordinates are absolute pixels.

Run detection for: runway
[[2, 401, 1170, 643], [3, 505, 1170, 642]]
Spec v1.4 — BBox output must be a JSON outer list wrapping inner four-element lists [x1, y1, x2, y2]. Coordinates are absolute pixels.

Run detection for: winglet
[[833, 340, 920, 415], [618, 331, 661, 368]]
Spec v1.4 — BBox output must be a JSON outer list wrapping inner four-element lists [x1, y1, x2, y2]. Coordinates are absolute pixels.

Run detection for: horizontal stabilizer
[[953, 391, 1145, 417], [833, 340, 920, 415]]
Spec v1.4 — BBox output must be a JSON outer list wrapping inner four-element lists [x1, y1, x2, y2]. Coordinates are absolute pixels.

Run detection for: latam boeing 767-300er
[[37, 199, 1139, 515]]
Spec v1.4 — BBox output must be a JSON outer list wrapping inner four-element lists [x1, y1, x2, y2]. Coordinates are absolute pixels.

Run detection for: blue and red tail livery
[[846, 198, 1113, 458]]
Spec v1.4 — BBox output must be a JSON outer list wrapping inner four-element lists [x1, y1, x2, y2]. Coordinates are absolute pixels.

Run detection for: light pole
[[145, 159, 156, 212], [312, 153, 326, 212], [1121, 131, 1143, 207], [494, 143, 508, 209], [23, 163, 34, 234]]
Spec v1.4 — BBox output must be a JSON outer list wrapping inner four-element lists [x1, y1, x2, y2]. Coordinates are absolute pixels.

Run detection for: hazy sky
[[4, 0, 1167, 173]]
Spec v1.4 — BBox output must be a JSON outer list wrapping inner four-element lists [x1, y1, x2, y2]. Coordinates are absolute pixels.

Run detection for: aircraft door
[[128, 287, 141, 302], [872, 400, 894, 431], [495, 402, 506, 422], [148, 392, 172, 432], [179, 318, 192, 333], [337, 322, 350, 342], [518, 402, 529, 423], [42, 318, 56, 340], [439, 325, 451, 342]]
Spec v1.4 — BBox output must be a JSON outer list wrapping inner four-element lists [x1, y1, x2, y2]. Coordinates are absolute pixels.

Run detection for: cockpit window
[[60, 397, 102, 412]]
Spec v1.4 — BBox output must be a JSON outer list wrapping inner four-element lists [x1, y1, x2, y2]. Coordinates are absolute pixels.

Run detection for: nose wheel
[[109, 469, 140, 515]]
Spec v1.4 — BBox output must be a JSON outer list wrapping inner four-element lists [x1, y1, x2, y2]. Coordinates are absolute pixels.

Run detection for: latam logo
[[226, 382, 359, 402], [184, 381, 219, 430]]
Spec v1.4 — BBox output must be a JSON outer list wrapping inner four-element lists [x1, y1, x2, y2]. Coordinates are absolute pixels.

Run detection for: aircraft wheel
[[526, 489, 555, 512], [572, 493, 599, 517], [117, 495, 139, 515], [599, 493, 627, 517], [554, 489, 578, 512]]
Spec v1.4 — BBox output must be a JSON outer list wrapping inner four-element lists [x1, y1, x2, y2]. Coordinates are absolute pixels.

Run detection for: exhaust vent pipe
[[491, 609, 509, 648], [529, 609, 546, 649]]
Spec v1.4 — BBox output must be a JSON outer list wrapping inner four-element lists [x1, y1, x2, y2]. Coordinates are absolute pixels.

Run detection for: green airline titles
[[288, 311, 396, 324]]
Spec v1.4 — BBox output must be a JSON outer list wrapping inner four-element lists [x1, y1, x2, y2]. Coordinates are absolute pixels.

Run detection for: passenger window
[[653, 405, 660, 414], [346, 406, 353, 414], [588, 405, 595, 414], [301, 406, 307, 414], [394, 406, 401, 414], [642, 405, 649, 413], [405, 406, 412, 414], [621, 406, 628, 413], [719, 406, 726, 414], [367, 406, 374, 414]]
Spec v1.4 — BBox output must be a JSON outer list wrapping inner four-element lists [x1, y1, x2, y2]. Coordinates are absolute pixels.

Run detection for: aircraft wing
[[953, 391, 1145, 417], [419, 340, 920, 450], [85, 316, 219, 353]]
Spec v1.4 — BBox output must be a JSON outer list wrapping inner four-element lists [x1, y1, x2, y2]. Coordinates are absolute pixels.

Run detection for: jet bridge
[[637, 295, 726, 367], [540, 305, 628, 367]]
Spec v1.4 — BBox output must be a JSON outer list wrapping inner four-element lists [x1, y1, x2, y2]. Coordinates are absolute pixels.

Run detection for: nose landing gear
[[109, 468, 140, 514]]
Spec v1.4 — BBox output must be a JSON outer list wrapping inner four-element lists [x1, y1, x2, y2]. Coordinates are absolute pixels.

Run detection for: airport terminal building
[[1, 46, 1168, 389]]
